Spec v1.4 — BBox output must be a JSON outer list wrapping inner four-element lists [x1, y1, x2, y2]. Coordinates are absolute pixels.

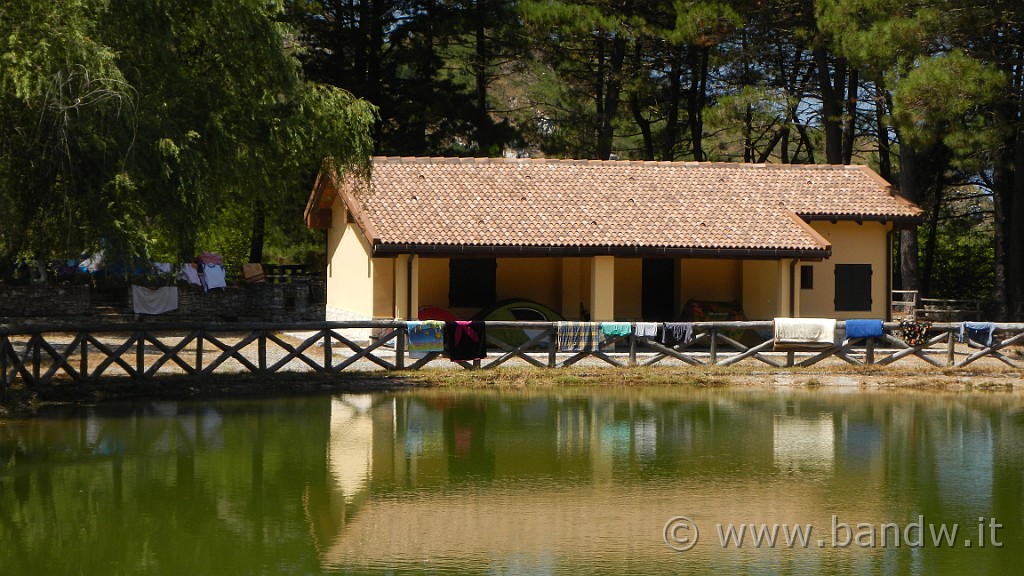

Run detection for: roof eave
[[369, 243, 832, 260]]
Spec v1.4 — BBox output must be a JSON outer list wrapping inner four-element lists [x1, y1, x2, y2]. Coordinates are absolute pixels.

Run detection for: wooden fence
[[2, 320, 1023, 388]]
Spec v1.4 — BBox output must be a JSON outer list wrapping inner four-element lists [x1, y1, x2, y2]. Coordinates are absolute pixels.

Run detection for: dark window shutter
[[449, 258, 497, 308], [800, 266, 814, 290], [834, 264, 872, 311]]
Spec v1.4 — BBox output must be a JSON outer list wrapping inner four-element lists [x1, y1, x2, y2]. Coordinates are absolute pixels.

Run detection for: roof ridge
[[370, 156, 870, 170]]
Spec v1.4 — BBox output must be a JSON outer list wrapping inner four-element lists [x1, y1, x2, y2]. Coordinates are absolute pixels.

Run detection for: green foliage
[[0, 0, 376, 274], [890, 51, 1006, 154]]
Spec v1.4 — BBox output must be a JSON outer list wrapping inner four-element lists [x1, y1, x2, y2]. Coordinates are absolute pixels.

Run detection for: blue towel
[[960, 322, 995, 347], [845, 319, 884, 339]]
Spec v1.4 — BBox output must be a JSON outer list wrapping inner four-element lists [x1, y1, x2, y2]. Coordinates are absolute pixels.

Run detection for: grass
[[3, 360, 1022, 418]]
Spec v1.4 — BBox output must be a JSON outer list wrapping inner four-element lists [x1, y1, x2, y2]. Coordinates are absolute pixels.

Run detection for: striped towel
[[557, 321, 602, 352]]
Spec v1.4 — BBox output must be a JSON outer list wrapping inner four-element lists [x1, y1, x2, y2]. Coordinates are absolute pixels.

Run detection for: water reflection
[[1, 387, 1021, 575]]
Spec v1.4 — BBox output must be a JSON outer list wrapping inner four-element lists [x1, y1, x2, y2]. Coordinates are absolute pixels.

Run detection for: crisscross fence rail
[[2, 320, 1023, 389]]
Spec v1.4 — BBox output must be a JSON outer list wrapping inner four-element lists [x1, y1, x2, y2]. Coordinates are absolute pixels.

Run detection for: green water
[[1, 386, 1020, 575]]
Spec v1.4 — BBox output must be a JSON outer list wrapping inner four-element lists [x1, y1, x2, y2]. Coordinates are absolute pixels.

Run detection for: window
[[448, 258, 496, 308], [834, 264, 872, 311], [800, 266, 813, 290]]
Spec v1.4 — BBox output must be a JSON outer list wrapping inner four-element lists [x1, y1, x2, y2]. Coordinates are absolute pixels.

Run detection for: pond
[[1, 385, 1020, 575]]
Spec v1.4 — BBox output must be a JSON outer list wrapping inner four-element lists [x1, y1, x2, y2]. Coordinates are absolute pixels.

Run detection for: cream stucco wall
[[560, 258, 591, 320], [742, 260, 785, 320], [496, 258, 562, 311], [800, 221, 891, 319], [679, 259, 742, 305], [326, 206, 375, 320], [416, 258, 449, 311], [613, 258, 643, 320]]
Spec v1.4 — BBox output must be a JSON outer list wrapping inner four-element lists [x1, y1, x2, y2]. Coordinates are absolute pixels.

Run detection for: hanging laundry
[[179, 263, 202, 287], [201, 263, 227, 292], [960, 322, 995, 347], [633, 322, 658, 338], [845, 319, 884, 339], [131, 285, 179, 315], [600, 322, 632, 338], [773, 318, 836, 350], [660, 322, 694, 347], [899, 319, 931, 347], [557, 321, 602, 352], [407, 320, 445, 357], [444, 321, 487, 361]]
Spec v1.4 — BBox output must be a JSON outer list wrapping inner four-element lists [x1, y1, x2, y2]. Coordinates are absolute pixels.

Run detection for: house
[[305, 157, 923, 328]]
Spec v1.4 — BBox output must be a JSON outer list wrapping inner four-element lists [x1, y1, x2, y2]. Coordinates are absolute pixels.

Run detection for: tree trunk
[[629, 93, 655, 160], [596, 34, 626, 160], [686, 45, 709, 162], [813, 47, 845, 165], [875, 84, 892, 182], [842, 67, 858, 164], [898, 143, 921, 291], [660, 56, 682, 161], [473, 0, 491, 152], [248, 199, 265, 264]]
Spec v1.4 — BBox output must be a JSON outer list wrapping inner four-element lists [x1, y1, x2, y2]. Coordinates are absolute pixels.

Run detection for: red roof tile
[[309, 157, 923, 258]]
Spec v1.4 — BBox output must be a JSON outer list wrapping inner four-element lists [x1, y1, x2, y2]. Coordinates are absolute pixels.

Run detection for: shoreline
[[4, 364, 1023, 417]]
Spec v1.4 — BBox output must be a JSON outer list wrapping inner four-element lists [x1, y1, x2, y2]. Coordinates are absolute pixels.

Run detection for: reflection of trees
[[0, 397, 332, 575]]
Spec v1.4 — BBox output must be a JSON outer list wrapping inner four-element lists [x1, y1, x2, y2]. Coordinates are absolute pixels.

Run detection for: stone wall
[[0, 282, 326, 323], [0, 285, 92, 317]]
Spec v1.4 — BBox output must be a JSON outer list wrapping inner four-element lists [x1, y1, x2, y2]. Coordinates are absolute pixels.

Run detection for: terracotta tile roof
[[309, 157, 923, 258]]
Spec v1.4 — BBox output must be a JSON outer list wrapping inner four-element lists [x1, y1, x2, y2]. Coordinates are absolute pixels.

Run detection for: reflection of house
[[773, 413, 835, 472], [328, 396, 374, 502], [306, 158, 923, 326]]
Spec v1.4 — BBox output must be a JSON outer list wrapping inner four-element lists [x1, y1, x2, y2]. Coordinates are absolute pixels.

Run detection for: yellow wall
[[679, 259, 742, 304], [613, 258, 643, 320], [416, 258, 449, 311], [800, 221, 891, 319], [372, 258, 395, 318], [496, 258, 561, 310], [742, 260, 783, 320], [560, 258, 591, 320], [326, 204, 375, 320], [590, 256, 615, 321]]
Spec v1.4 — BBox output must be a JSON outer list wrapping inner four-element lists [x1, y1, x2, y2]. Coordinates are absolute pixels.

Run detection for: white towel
[[634, 322, 659, 337], [131, 285, 179, 315], [773, 318, 836, 350]]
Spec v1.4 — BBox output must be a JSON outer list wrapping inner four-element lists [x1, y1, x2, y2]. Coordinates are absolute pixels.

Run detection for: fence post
[[196, 329, 204, 373], [0, 335, 8, 389], [548, 326, 557, 368], [947, 328, 956, 367], [396, 325, 406, 370], [136, 331, 145, 379], [258, 330, 267, 373], [628, 330, 637, 366], [80, 335, 89, 379], [709, 328, 718, 365], [865, 338, 875, 365], [323, 330, 332, 372]]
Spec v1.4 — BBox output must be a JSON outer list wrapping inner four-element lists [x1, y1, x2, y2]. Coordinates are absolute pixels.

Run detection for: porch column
[[393, 254, 419, 319], [590, 256, 615, 321]]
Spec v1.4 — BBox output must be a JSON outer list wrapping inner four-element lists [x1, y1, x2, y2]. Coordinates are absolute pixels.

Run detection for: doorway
[[642, 259, 676, 321]]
